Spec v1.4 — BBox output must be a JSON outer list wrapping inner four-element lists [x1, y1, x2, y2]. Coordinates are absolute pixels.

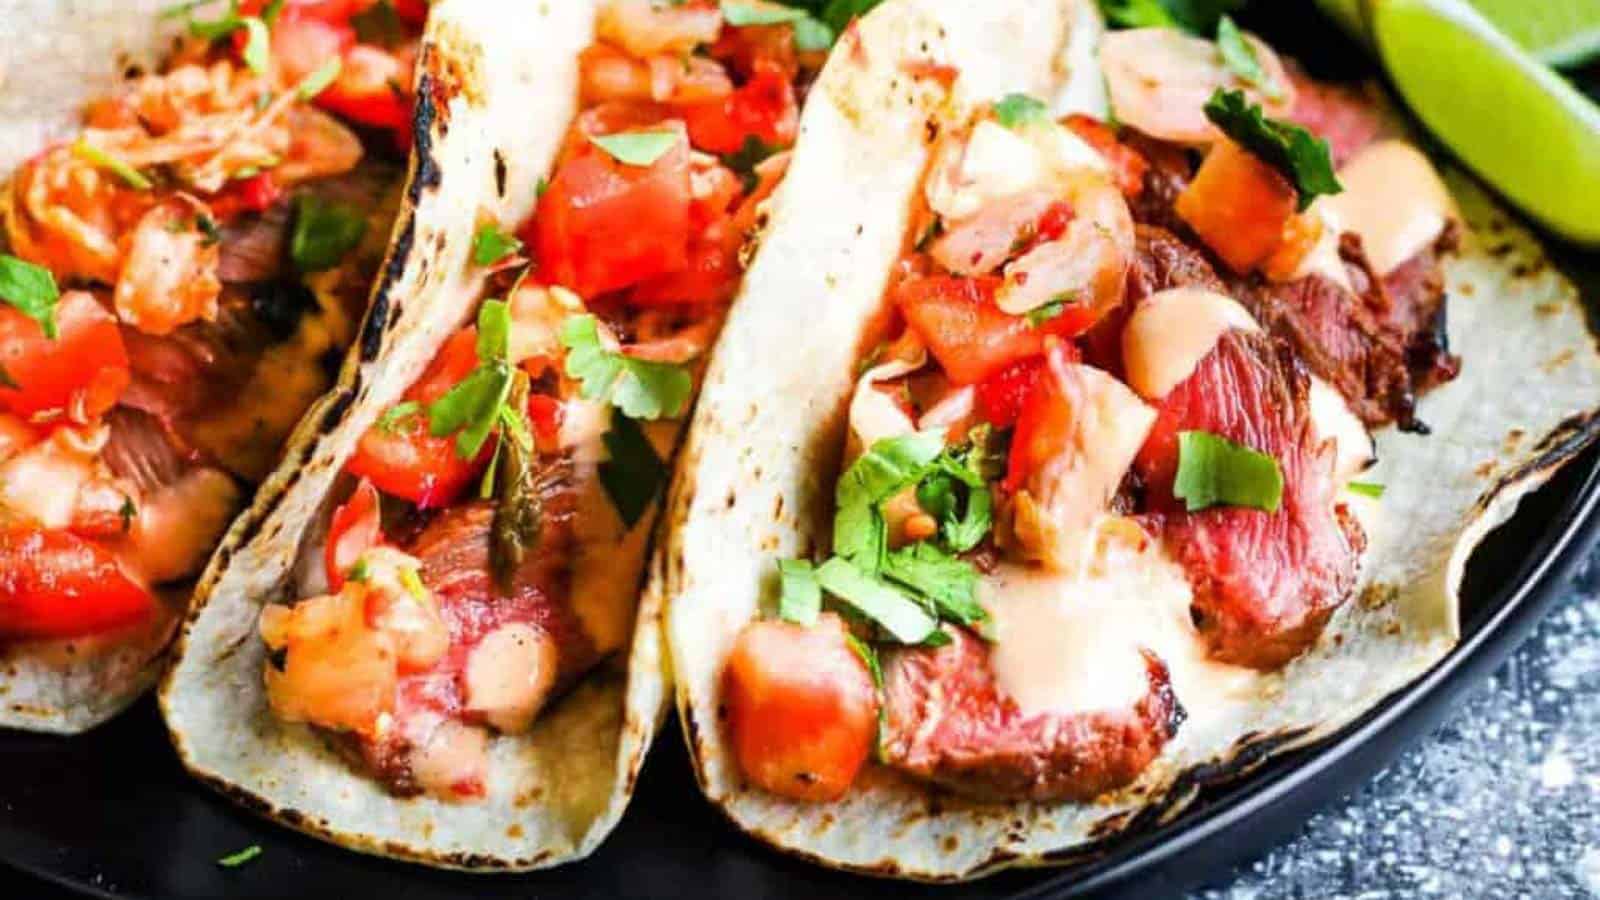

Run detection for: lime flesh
[[1466, 0, 1600, 67], [1370, 0, 1600, 245]]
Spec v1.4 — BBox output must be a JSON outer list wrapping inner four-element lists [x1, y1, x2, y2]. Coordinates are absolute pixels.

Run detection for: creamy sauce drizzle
[[981, 535, 1257, 722], [1316, 139, 1457, 276]]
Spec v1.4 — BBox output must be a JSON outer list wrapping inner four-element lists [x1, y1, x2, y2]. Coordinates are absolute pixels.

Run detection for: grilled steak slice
[[881, 628, 1182, 802], [1137, 330, 1365, 670]]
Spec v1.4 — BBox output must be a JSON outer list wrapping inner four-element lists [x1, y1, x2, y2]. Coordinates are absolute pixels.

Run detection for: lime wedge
[[1466, 0, 1600, 68], [1369, 0, 1600, 245]]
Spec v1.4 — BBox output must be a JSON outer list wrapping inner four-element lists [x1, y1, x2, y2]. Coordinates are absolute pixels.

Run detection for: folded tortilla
[[160, 0, 674, 870], [654, 0, 1600, 881]]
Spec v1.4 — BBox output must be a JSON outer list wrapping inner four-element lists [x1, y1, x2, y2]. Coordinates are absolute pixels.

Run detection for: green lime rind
[[1371, 0, 1600, 246]]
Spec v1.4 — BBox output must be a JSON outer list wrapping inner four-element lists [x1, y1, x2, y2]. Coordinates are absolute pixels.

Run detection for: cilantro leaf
[[290, 195, 368, 272], [720, 136, 780, 192], [471, 223, 523, 266], [599, 413, 668, 528], [1025, 292, 1078, 328], [812, 0, 883, 33], [720, 1, 806, 26], [0, 255, 60, 339], [476, 296, 511, 360], [216, 845, 262, 868], [1215, 15, 1281, 100], [843, 629, 888, 762], [1203, 89, 1342, 211], [881, 542, 984, 625], [833, 432, 943, 565], [814, 557, 937, 644], [240, 17, 271, 75], [376, 400, 421, 432], [1173, 429, 1283, 513], [296, 56, 342, 100], [1347, 481, 1385, 498], [427, 365, 510, 458], [589, 130, 681, 167], [993, 93, 1049, 129], [792, 16, 835, 51], [776, 558, 822, 625], [559, 315, 692, 420], [1097, 0, 1242, 33], [71, 140, 152, 190]]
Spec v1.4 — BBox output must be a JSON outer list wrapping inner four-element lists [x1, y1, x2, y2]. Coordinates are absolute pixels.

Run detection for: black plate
[[5, 6, 1599, 899]]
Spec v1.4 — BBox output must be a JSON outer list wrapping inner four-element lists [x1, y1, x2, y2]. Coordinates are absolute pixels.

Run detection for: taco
[[0, 0, 424, 734], [656, 0, 1600, 881], [162, 0, 858, 870]]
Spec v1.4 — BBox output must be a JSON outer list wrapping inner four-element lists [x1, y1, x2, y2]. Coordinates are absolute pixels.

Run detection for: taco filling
[[717, 24, 1462, 804], [0, 1, 422, 649], [254, 0, 833, 801]]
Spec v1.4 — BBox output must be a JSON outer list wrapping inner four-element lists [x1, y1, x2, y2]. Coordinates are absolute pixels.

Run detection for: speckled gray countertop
[[1193, 551, 1600, 899]]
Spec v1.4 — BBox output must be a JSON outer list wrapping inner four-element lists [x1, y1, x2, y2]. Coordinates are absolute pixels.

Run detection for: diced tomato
[[208, 172, 282, 220], [677, 61, 798, 154], [975, 356, 1046, 428], [391, 0, 429, 24], [530, 115, 693, 298], [0, 526, 155, 639], [722, 613, 878, 803], [0, 292, 129, 420], [324, 478, 383, 591], [1004, 341, 1082, 492], [895, 275, 1046, 386], [1034, 201, 1074, 244], [707, 22, 799, 82], [627, 234, 740, 306], [1174, 139, 1296, 274], [1063, 114, 1148, 198], [318, 44, 412, 133], [259, 7, 356, 85], [345, 328, 486, 508], [525, 394, 563, 455]]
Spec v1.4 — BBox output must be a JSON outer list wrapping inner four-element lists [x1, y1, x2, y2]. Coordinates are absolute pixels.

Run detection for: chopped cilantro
[[0, 364, 18, 390], [589, 130, 681, 167], [0, 254, 60, 339], [881, 542, 984, 625], [216, 845, 262, 868], [347, 557, 371, 583], [427, 301, 514, 458], [720, 135, 780, 192], [1096, 0, 1243, 33], [1024, 292, 1078, 328], [1215, 15, 1281, 100], [599, 413, 668, 528], [398, 565, 428, 601], [196, 213, 223, 246], [1173, 429, 1283, 513], [1347, 481, 1385, 498], [240, 16, 271, 75], [119, 497, 137, 532], [720, 1, 807, 26], [1203, 89, 1342, 211], [296, 56, 342, 100], [559, 314, 692, 420], [376, 400, 422, 432], [776, 558, 822, 626], [814, 557, 937, 643], [71, 140, 152, 190], [290, 194, 367, 272], [471, 222, 523, 267], [993, 93, 1049, 129], [843, 629, 888, 762]]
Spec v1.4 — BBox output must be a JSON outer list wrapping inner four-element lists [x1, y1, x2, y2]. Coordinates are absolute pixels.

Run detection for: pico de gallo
[[255, 0, 858, 801], [721, 18, 1460, 804], [0, 1, 422, 646]]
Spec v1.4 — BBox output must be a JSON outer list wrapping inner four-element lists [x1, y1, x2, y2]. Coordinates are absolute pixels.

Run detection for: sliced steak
[[1121, 130, 1195, 234], [1128, 224, 1226, 301], [881, 628, 1182, 802], [1136, 330, 1365, 670], [1284, 64, 1389, 168]]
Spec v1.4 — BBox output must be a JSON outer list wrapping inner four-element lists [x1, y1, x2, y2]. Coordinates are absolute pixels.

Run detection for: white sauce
[[1121, 288, 1259, 400], [982, 535, 1257, 720], [1309, 377, 1375, 481], [846, 352, 925, 462], [1316, 140, 1457, 276]]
